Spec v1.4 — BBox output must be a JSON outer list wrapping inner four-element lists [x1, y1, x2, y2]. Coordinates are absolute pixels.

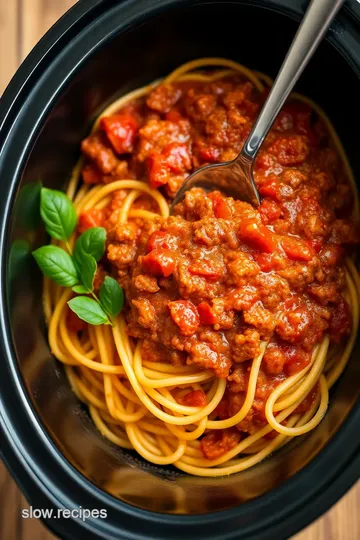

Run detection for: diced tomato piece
[[82, 163, 103, 185], [165, 109, 183, 123], [142, 249, 176, 277], [212, 196, 232, 219], [147, 231, 175, 252], [239, 219, 276, 253], [147, 153, 169, 189], [197, 302, 218, 325], [200, 429, 241, 460], [101, 113, 139, 154], [67, 307, 87, 332], [189, 263, 222, 279], [280, 235, 314, 262], [168, 300, 200, 336], [259, 177, 280, 201], [163, 143, 192, 174], [259, 199, 282, 224], [78, 209, 105, 233], [182, 389, 207, 407], [329, 298, 351, 343]]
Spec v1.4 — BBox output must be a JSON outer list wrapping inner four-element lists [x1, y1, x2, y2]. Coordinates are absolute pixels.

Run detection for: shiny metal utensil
[[171, 0, 345, 212]]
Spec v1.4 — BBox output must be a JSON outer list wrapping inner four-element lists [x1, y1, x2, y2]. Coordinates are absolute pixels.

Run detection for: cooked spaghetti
[[43, 58, 360, 476]]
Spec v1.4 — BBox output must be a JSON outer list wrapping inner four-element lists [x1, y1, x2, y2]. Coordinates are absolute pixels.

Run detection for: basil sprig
[[33, 187, 124, 326]]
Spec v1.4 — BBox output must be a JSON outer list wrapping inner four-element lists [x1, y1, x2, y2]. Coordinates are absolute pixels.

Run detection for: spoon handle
[[239, 0, 345, 163]]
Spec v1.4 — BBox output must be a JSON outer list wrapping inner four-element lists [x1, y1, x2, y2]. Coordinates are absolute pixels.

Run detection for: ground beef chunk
[[187, 341, 231, 378], [137, 119, 191, 163], [243, 302, 275, 338], [81, 133, 119, 174], [268, 135, 310, 166], [232, 329, 261, 363], [133, 274, 160, 293], [263, 346, 286, 375], [131, 298, 156, 330], [146, 84, 182, 113], [253, 272, 290, 309], [276, 302, 313, 343]]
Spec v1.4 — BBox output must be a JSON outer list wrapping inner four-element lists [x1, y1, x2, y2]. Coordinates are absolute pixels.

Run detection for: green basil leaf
[[40, 187, 77, 241], [72, 284, 88, 294], [74, 227, 106, 262], [74, 252, 97, 292], [99, 276, 124, 317], [32, 245, 78, 287], [68, 296, 110, 325]]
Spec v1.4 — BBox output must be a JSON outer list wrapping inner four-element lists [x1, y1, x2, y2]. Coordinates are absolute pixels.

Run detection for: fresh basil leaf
[[99, 276, 124, 317], [68, 296, 110, 325], [72, 284, 88, 294], [74, 252, 97, 292], [33, 245, 78, 287], [74, 227, 106, 262], [40, 188, 77, 241]]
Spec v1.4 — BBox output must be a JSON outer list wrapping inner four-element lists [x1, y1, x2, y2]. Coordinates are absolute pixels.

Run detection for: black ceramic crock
[[0, 1, 359, 539]]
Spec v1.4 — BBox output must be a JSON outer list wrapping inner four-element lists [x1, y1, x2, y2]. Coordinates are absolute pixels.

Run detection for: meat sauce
[[78, 75, 359, 455]]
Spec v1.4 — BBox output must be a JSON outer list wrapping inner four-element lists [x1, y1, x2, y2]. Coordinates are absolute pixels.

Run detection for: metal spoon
[[171, 0, 345, 212]]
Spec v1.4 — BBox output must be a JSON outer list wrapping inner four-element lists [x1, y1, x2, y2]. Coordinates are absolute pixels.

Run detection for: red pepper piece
[[101, 113, 139, 154], [239, 219, 276, 253], [280, 236, 314, 262], [147, 231, 174, 252], [78, 209, 105, 233], [142, 249, 176, 277], [197, 302, 218, 325]]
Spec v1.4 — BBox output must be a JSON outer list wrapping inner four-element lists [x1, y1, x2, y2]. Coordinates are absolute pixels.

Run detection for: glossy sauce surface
[[77, 76, 358, 455]]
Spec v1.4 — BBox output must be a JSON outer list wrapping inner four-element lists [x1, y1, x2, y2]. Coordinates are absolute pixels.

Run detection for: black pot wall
[[0, 1, 359, 539]]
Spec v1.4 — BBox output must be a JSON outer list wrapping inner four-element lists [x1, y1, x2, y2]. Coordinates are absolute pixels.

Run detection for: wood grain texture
[[0, 0, 19, 94], [0, 1, 359, 539]]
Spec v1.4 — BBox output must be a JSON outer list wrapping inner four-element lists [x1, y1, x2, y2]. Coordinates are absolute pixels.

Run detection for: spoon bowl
[[171, 0, 345, 213], [171, 153, 260, 212]]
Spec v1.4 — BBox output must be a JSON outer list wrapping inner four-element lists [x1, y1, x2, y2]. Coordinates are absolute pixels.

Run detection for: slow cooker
[[0, 0, 359, 538]]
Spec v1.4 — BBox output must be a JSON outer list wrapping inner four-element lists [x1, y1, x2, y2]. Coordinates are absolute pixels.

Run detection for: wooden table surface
[[0, 1, 359, 539]]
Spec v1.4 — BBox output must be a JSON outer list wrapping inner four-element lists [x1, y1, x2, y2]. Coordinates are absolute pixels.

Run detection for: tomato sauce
[[79, 75, 359, 446]]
